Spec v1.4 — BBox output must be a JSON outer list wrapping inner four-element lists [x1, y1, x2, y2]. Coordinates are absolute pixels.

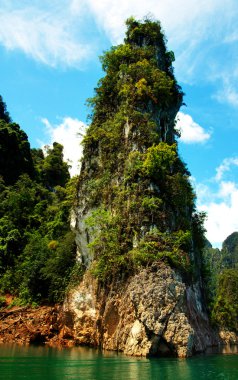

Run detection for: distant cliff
[[60, 18, 225, 357], [203, 233, 238, 333]]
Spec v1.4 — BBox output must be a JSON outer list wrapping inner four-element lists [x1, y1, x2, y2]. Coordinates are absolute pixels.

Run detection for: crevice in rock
[[148, 335, 176, 357], [29, 332, 46, 345]]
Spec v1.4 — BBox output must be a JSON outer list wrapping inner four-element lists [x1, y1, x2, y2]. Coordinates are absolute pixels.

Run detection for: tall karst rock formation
[[63, 18, 219, 357]]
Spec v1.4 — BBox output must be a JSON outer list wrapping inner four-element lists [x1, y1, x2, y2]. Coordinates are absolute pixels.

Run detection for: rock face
[[63, 262, 219, 357], [0, 305, 66, 347], [66, 19, 223, 357]]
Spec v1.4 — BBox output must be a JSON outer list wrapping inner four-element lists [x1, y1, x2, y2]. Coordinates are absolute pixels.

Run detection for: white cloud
[[215, 157, 238, 181], [213, 69, 238, 107], [176, 112, 211, 144], [216, 82, 238, 108], [194, 158, 238, 247], [224, 31, 238, 44], [0, 0, 237, 77], [41, 117, 87, 176], [0, 2, 92, 68], [83, 0, 230, 44], [198, 185, 238, 248], [81, 0, 238, 82], [226, 89, 238, 107], [218, 181, 237, 200]]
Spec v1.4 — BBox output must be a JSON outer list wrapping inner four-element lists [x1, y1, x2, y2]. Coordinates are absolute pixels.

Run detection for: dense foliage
[[212, 269, 238, 331], [0, 18, 236, 337], [222, 232, 238, 269], [0, 120, 34, 185], [0, 95, 11, 123], [0, 97, 77, 305], [202, 233, 238, 332], [77, 18, 205, 282]]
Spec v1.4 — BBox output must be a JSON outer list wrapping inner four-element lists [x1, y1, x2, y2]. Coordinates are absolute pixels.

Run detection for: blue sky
[[0, 0, 238, 247]]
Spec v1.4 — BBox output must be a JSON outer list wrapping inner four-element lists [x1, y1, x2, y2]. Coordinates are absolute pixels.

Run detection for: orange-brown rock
[[0, 305, 71, 347]]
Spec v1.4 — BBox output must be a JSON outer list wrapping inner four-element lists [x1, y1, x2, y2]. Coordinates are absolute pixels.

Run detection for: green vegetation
[[211, 269, 238, 331], [0, 97, 77, 305], [202, 233, 238, 332], [0, 17, 237, 336], [221, 232, 238, 269], [77, 17, 205, 283], [0, 120, 34, 185], [0, 95, 11, 123]]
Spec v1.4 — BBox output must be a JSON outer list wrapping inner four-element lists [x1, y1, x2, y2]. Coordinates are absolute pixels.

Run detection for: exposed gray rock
[[63, 262, 220, 357]]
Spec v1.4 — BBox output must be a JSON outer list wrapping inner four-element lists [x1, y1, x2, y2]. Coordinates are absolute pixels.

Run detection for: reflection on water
[[206, 344, 238, 355], [220, 344, 238, 355], [0, 343, 238, 380]]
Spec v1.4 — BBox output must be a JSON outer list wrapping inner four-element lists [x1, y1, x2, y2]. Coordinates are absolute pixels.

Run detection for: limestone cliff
[[66, 18, 219, 357], [63, 263, 220, 357]]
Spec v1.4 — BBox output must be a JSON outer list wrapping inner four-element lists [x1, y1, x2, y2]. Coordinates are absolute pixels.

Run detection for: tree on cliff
[[0, 96, 35, 185], [0, 95, 77, 305], [76, 17, 205, 281], [202, 233, 238, 332], [0, 95, 11, 123], [221, 232, 238, 269], [0, 120, 34, 185], [212, 269, 238, 332], [41, 142, 70, 188]]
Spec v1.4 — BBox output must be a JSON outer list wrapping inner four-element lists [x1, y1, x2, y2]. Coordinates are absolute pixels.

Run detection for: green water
[[0, 344, 238, 380]]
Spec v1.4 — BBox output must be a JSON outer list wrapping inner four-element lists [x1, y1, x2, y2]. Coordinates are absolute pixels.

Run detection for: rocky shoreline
[[0, 305, 73, 347], [1, 266, 238, 357], [0, 307, 237, 356], [62, 263, 222, 358]]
